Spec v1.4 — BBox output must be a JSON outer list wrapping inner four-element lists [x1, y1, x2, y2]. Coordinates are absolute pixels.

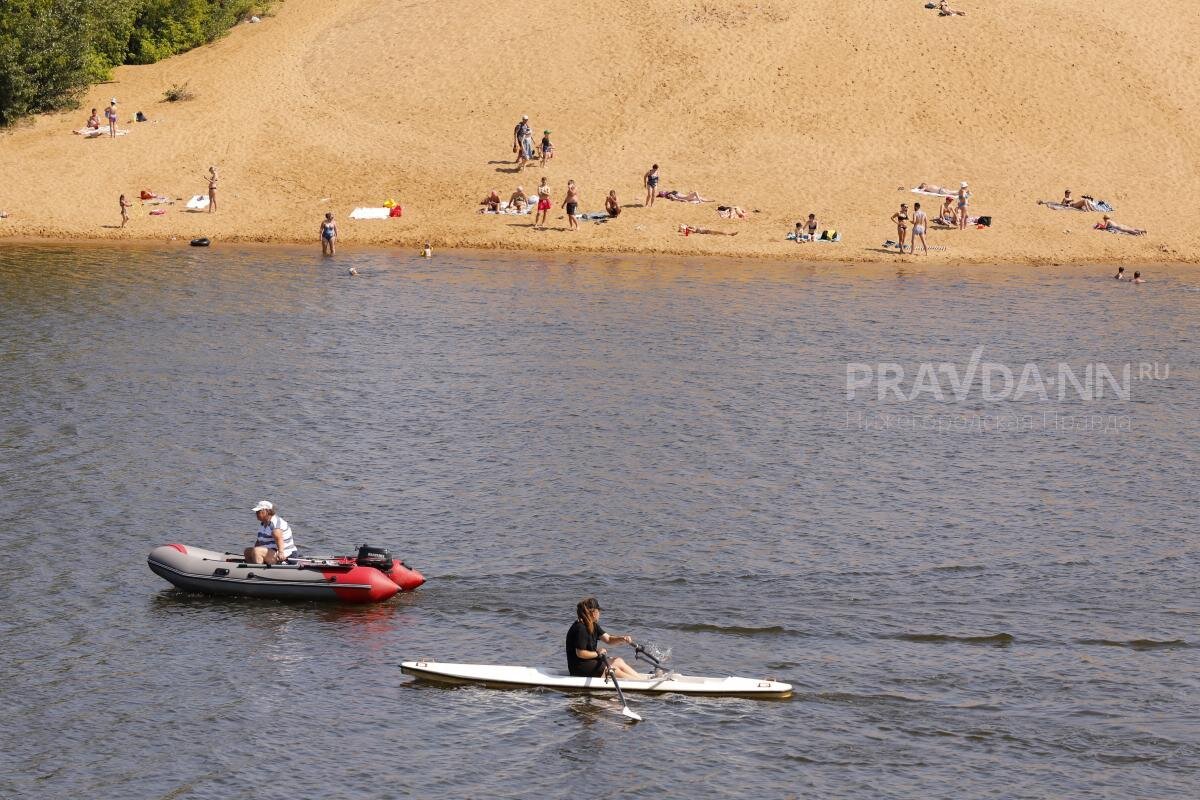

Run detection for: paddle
[[599, 653, 642, 722]]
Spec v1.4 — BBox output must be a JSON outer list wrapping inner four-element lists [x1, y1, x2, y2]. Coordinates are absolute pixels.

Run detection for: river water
[[1, 243, 1197, 799]]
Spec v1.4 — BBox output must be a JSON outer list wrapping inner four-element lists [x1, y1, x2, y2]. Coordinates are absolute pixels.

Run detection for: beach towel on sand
[[350, 207, 391, 220], [185, 195, 210, 211], [787, 231, 840, 242], [74, 127, 128, 138], [484, 201, 533, 215], [910, 186, 960, 198], [1095, 223, 1145, 236]]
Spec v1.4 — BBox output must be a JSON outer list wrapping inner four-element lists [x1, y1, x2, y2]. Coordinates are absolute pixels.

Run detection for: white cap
[[961, 181, 968, 187], [111, 97, 118, 104], [522, 114, 528, 120], [252, 500, 274, 512]]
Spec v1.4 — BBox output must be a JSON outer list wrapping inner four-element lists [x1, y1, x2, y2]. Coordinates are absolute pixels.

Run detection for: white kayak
[[400, 661, 792, 698]]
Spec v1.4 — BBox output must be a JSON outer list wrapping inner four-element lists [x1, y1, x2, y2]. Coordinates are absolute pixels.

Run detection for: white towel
[[910, 186, 960, 197], [186, 195, 210, 211], [74, 128, 128, 138], [350, 207, 391, 220]]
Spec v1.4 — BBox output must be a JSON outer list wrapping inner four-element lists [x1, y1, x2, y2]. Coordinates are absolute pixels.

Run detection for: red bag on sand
[[140, 190, 154, 200], [389, 205, 403, 218]]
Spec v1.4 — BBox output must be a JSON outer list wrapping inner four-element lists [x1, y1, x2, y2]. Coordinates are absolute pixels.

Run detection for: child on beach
[[119, 194, 131, 227], [541, 131, 554, 167], [562, 180, 579, 231], [87, 108, 100, 130], [320, 212, 338, 256]]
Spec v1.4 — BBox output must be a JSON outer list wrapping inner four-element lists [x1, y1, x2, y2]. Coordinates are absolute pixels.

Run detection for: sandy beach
[[1, 0, 1198, 265]]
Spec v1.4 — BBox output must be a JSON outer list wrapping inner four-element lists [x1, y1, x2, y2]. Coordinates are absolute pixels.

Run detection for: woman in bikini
[[508, 186, 528, 212], [911, 202, 929, 255], [535, 178, 552, 229], [806, 213, 818, 238], [320, 212, 338, 256], [891, 203, 909, 253], [644, 164, 659, 207], [119, 194, 132, 227], [204, 166, 218, 213], [940, 196, 956, 225], [957, 182, 970, 230]]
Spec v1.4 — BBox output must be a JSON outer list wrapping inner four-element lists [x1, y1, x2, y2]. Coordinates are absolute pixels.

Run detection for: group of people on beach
[[891, 181, 972, 255]]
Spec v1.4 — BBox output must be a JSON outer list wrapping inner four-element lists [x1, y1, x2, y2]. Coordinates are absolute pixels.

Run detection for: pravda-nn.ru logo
[[846, 346, 1169, 403]]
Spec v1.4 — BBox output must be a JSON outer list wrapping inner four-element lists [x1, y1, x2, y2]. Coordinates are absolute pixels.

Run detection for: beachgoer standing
[[562, 180, 579, 232], [105, 99, 118, 138], [644, 164, 659, 207], [535, 177, 552, 229], [911, 202, 929, 255], [119, 194, 131, 227], [320, 212, 337, 256], [204, 166, 218, 213], [957, 182, 970, 230], [541, 130, 554, 168], [891, 203, 909, 253], [514, 115, 533, 171]]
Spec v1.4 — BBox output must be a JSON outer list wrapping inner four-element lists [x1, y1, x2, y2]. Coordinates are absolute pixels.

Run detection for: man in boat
[[567, 597, 649, 681], [245, 500, 297, 564]]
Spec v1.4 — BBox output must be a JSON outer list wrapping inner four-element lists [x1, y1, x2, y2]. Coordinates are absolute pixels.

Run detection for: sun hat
[[961, 181, 968, 187], [521, 114, 528, 120], [544, 129, 551, 134], [252, 500, 275, 512], [110, 97, 117, 104]]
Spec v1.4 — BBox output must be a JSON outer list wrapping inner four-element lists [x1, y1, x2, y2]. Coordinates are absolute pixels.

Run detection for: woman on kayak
[[566, 597, 647, 680]]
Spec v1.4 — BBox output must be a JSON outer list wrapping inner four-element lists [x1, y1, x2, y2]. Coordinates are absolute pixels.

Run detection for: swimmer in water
[[422, 243, 432, 258], [1115, 267, 1127, 280], [1132, 271, 1145, 284], [348, 267, 358, 276], [320, 212, 337, 256]]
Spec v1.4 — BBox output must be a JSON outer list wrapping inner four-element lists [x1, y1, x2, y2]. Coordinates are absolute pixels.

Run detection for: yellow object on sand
[[383, 199, 396, 208]]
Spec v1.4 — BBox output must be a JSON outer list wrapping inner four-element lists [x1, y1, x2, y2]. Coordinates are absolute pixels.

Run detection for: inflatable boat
[[147, 543, 425, 603]]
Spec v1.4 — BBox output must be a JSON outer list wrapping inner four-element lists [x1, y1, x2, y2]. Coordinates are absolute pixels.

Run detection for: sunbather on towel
[[1097, 215, 1146, 235], [508, 187, 528, 212], [661, 190, 714, 203], [915, 182, 955, 196], [481, 189, 501, 212], [717, 205, 747, 219], [938, 1, 966, 15], [938, 196, 957, 225], [679, 224, 738, 236]]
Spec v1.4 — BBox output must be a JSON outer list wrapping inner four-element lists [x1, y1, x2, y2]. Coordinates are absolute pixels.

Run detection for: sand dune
[[1, 0, 1198, 264]]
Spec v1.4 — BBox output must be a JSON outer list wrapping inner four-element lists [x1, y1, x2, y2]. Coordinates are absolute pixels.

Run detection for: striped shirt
[[256, 514, 296, 557]]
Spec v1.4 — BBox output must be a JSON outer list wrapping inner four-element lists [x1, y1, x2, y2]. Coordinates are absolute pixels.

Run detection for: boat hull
[[400, 661, 792, 698], [148, 544, 424, 604]]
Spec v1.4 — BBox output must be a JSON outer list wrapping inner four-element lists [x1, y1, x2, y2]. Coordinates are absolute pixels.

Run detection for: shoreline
[[2, 231, 1195, 270]]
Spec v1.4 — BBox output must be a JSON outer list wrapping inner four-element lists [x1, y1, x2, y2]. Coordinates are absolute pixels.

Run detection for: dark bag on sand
[[975, 216, 992, 226]]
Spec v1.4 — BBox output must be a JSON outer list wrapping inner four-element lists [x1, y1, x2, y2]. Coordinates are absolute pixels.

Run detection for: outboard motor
[[356, 545, 394, 571]]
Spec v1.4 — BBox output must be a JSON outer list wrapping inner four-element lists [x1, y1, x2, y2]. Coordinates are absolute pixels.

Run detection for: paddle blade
[[621, 706, 643, 722]]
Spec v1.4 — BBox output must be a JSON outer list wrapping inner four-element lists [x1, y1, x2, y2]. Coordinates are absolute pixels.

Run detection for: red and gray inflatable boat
[[147, 543, 425, 603]]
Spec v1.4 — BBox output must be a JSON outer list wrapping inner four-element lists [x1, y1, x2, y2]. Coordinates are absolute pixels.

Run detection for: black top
[[566, 620, 605, 675]]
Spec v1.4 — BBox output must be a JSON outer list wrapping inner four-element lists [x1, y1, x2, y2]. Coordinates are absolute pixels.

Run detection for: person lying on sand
[[717, 205, 747, 219], [1097, 215, 1146, 235], [679, 224, 738, 236], [605, 190, 621, 218], [915, 182, 955, 196], [508, 186, 528, 212], [1038, 189, 1102, 211], [481, 189, 501, 212], [661, 190, 714, 203], [938, 1, 966, 15]]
